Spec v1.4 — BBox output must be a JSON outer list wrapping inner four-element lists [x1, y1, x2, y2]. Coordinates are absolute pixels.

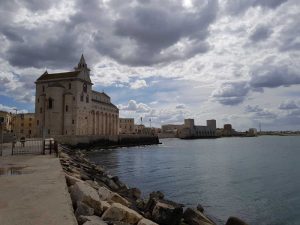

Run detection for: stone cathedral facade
[[35, 55, 119, 137]]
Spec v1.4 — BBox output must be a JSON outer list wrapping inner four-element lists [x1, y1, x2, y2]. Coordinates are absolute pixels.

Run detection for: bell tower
[[74, 54, 91, 82]]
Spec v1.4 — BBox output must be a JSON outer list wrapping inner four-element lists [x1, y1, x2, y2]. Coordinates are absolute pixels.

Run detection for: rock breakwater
[[59, 147, 248, 225]]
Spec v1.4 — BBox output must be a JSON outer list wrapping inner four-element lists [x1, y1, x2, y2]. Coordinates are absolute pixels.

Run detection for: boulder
[[70, 182, 103, 216], [79, 215, 108, 225], [151, 200, 183, 225], [183, 208, 215, 225], [101, 203, 143, 224], [65, 174, 83, 186], [196, 204, 204, 213], [98, 186, 130, 206], [225, 217, 248, 225], [137, 218, 159, 225], [75, 201, 94, 218]]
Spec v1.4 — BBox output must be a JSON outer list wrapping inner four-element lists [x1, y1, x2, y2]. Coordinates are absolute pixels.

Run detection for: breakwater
[[59, 146, 248, 225]]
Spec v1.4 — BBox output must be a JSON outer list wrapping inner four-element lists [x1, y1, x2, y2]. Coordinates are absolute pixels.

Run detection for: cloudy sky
[[0, 0, 299, 131]]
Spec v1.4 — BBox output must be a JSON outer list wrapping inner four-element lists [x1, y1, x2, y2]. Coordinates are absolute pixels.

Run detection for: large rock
[[79, 216, 108, 225], [183, 208, 215, 225], [70, 182, 103, 216], [137, 218, 158, 225], [65, 173, 83, 186], [151, 200, 183, 225], [75, 201, 94, 218], [101, 203, 143, 224], [225, 217, 248, 225], [98, 186, 130, 207]]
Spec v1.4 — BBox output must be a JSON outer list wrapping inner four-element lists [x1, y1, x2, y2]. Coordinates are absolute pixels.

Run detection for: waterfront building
[[177, 119, 217, 139], [12, 113, 36, 138], [119, 118, 134, 134], [248, 128, 258, 136], [35, 55, 119, 137], [223, 124, 233, 136]]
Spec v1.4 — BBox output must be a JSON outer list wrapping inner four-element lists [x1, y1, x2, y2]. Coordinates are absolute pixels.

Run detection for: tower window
[[69, 83, 71, 89], [80, 94, 84, 102], [48, 129, 50, 134], [86, 95, 89, 103], [42, 86, 45, 92], [40, 107, 43, 113], [83, 83, 87, 93], [37, 120, 39, 125], [48, 98, 53, 109], [72, 119, 75, 124], [66, 105, 69, 112]]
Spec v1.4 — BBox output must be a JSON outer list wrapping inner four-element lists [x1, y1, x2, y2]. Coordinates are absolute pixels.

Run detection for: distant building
[[35, 55, 119, 137], [248, 128, 258, 136], [223, 124, 233, 136], [0, 111, 13, 133], [161, 124, 182, 134], [13, 113, 36, 138], [119, 118, 134, 134], [177, 119, 217, 139], [207, 119, 217, 130], [134, 124, 145, 134]]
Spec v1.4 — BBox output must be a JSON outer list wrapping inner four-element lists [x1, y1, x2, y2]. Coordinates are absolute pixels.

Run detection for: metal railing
[[1, 138, 58, 157]]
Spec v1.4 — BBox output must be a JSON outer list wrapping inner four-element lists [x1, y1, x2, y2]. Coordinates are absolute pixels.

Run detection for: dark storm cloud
[[95, 0, 218, 66], [245, 105, 277, 118], [0, 0, 219, 68], [212, 81, 250, 105], [279, 100, 299, 110], [225, 0, 288, 15], [250, 64, 300, 88], [249, 25, 272, 42]]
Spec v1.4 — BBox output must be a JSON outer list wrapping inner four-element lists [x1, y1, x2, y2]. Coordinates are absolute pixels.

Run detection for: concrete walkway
[[0, 155, 77, 225]]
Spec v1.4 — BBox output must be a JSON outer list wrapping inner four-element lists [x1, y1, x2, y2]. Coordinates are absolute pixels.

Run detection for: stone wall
[[53, 134, 159, 148]]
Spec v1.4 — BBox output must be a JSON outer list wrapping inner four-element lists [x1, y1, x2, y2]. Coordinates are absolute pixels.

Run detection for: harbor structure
[[177, 119, 217, 139], [35, 55, 119, 137]]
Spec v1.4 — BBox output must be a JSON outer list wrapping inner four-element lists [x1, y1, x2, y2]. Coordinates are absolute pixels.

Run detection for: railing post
[[49, 140, 52, 155], [42, 140, 45, 155], [54, 141, 58, 157]]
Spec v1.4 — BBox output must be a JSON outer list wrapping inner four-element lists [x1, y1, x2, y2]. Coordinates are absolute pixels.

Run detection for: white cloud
[[130, 79, 148, 90]]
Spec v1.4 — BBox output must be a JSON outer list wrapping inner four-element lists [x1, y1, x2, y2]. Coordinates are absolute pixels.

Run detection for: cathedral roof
[[37, 71, 81, 81]]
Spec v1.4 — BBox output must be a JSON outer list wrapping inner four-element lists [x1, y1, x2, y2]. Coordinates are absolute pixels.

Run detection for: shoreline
[[59, 145, 248, 225]]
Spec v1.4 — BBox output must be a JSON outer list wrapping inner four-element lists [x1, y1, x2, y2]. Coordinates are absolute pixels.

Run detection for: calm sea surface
[[88, 136, 300, 225]]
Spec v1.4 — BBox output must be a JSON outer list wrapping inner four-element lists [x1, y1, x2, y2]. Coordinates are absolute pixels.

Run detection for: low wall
[[53, 134, 159, 148]]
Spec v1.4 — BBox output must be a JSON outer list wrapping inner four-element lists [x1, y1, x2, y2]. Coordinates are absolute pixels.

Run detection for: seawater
[[88, 136, 300, 225]]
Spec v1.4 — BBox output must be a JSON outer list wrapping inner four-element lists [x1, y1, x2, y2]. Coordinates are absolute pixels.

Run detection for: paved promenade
[[0, 155, 77, 225]]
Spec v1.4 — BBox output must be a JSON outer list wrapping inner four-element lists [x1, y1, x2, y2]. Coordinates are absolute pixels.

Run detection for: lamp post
[[0, 117, 4, 156]]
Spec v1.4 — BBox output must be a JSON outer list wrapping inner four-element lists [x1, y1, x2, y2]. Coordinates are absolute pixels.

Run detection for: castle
[[35, 55, 119, 137]]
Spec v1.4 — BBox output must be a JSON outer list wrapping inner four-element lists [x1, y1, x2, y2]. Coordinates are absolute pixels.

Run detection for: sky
[[0, 0, 299, 131]]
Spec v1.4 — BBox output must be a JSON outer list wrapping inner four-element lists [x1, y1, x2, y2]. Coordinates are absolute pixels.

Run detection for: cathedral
[[35, 55, 119, 137]]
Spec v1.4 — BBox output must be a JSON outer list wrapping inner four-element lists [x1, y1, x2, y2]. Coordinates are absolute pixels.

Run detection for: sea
[[88, 136, 300, 225]]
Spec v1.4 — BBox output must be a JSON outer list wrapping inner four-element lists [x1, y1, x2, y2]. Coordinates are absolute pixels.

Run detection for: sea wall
[[53, 134, 159, 148]]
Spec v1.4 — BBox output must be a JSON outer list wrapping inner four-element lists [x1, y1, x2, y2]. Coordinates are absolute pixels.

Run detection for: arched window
[[83, 83, 87, 93], [86, 95, 89, 103], [69, 83, 72, 89], [48, 98, 53, 109], [80, 94, 84, 102]]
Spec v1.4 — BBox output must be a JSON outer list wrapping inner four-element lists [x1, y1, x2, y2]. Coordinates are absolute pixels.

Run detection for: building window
[[37, 98, 39, 103], [83, 83, 87, 93], [66, 105, 68, 112], [42, 86, 45, 92], [72, 120, 75, 124], [29, 118, 32, 121], [48, 98, 53, 109], [20, 129, 23, 133], [73, 97, 75, 101], [80, 94, 84, 102], [21, 123, 24, 127], [29, 130, 31, 134], [69, 83, 71, 89], [37, 120, 39, 125], [65, 130, 67, 134], [29, 123, 31, 127], [40, 107, 43, 113], [48, 129, 50, 134], [86, 95, 89, 103]]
